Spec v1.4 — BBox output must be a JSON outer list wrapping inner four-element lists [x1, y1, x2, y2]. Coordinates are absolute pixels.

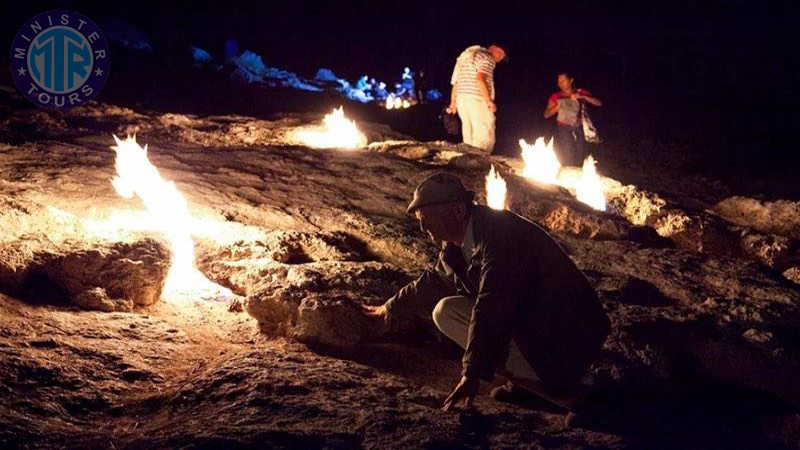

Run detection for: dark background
[[2, 0, 798, 194]]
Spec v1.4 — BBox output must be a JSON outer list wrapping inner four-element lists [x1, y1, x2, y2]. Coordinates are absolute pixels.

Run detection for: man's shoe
[[490, 381, 524, 403], [564, 411, 584, 429], [490, 382, 562, 411], [563, 398, 614, 430]]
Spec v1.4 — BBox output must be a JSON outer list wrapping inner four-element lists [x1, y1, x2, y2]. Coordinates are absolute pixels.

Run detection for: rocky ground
[[1, 84, 800, 449]]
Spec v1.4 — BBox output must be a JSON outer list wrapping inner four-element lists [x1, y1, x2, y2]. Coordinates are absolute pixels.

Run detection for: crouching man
[[363, 172, 610, 423]]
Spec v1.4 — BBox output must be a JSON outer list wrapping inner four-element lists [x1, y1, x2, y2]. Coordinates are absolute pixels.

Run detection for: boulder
[[0, 236, 170, 311]]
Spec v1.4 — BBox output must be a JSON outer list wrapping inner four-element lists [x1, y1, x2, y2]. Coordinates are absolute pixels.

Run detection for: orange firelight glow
[[110, 135, 233, 300], [294, 106, 367, 149]]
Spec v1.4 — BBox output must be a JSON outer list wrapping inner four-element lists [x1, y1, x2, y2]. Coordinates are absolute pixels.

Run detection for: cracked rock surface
[[2, 86, 800, 448]]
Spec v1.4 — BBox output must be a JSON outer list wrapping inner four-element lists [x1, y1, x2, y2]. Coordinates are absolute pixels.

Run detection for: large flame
[[518, 136, 607, 212], [110, 135, 232, 299], [295, 106, 367, 149], [520, 137, 561, 184], [485, 165, 507, 210], [576, 155, 606, 211]]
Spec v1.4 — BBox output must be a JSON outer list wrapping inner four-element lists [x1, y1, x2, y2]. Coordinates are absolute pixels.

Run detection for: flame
[[518, 136, 607, 212], [110, 135, 232, 300], [520, 137, 561, 185], [295, 106, 367, 149], [485, 165, 507, 210], [576, 155, 606, 211], [384, 95, 411, 110]]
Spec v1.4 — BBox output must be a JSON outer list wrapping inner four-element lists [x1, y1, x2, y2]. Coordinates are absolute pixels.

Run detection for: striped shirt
[[451, 46, 496, 100]]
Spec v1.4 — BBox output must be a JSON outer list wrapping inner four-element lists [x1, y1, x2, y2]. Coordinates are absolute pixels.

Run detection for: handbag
[[581, 101, 601, 144], [440, 108, 461, 136]]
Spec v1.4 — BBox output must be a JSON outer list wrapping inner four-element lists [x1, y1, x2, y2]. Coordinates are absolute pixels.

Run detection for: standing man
[[364, 172, 610, 425], [447, 44, 508, 152]]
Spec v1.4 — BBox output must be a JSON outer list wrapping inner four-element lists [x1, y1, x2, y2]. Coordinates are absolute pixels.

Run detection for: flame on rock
[[110, 134, 232, 300], [384, 95, 411, 110], [485, 165, 507, 210], [576, 155, 606, 211], [295, 106, 367, 149], [520, 137, 561, 185]]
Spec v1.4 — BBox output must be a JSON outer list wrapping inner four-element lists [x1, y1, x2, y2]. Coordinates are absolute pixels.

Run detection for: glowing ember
[[485, 165, 507, 210], [110, 135, 232, 299], [520, 137, 561, 185], [295, 106, 367, 149], [576, 155, 607, 211]]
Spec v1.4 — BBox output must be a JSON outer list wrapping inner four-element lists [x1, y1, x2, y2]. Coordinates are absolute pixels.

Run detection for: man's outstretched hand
[[442, 375, 480, 411], [362, 304, 392, 331]]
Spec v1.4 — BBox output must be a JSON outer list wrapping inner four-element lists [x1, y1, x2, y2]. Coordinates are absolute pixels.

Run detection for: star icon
[[17, 67, 26, 76], [94, 68, 104, 76]]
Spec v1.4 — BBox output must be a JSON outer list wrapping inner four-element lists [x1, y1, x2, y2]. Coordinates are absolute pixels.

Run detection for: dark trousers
[[557, 124, 585, 166]]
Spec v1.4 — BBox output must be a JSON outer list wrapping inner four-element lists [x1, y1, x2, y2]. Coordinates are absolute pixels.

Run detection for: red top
[[548, 89, 592, 126], [548, 89, 592, 104]]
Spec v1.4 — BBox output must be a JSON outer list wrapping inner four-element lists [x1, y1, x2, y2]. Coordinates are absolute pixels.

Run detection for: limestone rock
[[0, 236, 170, 311], [2, 86, 800, 447], [73, 287, 134, 312], [713, 196, 800, 240], [198, 232, 409, 346], [295, 296, 379, 347]]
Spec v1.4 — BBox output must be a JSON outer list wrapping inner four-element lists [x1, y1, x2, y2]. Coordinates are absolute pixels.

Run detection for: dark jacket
[[385, 205, 610, 394]]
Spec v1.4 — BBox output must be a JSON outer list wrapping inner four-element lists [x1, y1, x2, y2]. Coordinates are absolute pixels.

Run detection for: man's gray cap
[[407, 172, 475, 214]]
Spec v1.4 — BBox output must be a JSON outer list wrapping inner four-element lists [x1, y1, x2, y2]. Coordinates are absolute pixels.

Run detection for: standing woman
[[544, 73, 602, 166]]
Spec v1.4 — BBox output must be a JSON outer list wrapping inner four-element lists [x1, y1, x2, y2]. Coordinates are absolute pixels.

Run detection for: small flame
[[384, 95, 411, 110], [576, 155, 606, 211], [295, 106, 367, 149], [110, 135, 232, 300], [485, 165, 507, 210], [520, 137, 561, 185]]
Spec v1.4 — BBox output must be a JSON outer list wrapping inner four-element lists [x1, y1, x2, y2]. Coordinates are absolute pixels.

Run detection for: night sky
[[3, 1, 799, 183]]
